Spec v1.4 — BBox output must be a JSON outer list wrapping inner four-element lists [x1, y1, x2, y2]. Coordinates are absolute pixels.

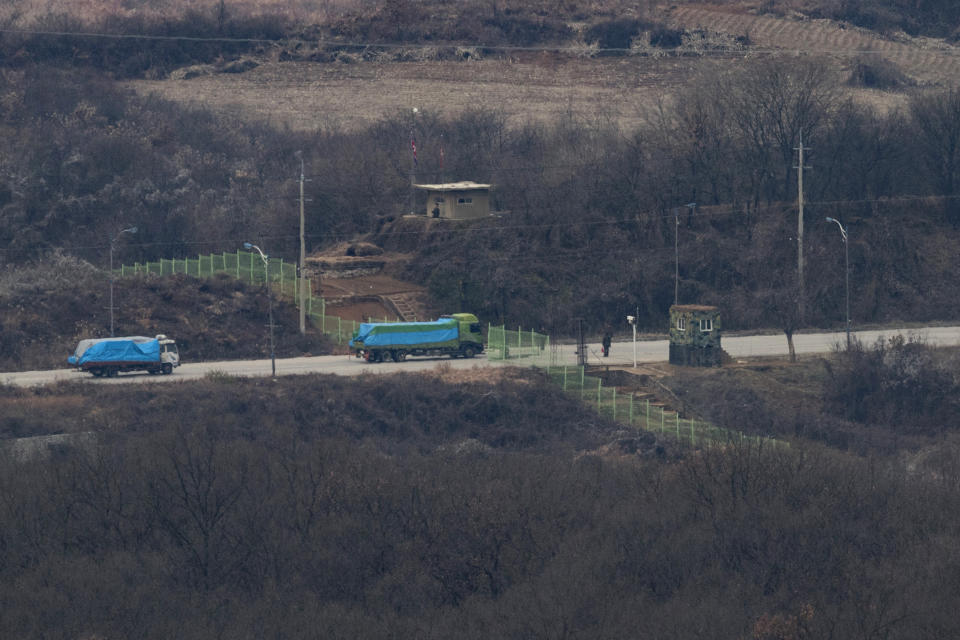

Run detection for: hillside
[[2, 0, 960, 344], [121, 5, 960, 133], [0, 257, 333, 372], [2, 1, 960, 637], [3, 354, 960, 637]]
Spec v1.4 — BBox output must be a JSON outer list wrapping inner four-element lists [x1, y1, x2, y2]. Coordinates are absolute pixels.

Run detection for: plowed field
[[124, 4, 960, 133]]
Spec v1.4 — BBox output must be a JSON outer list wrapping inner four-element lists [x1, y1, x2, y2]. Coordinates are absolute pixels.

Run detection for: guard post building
[[669, 304, 723, 367], [415, 181, 491, 220]]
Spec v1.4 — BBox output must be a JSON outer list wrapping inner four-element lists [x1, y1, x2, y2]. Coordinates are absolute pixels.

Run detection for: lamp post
[[825, 217, 850, 348], [627, 313, 637, 368], [109, 225, 137, 337], [244, 242, 276, 377]]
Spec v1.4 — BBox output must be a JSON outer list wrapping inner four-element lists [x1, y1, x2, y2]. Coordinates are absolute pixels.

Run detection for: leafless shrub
[[0, 250, 100, 297], [847, 54, 913, 89]]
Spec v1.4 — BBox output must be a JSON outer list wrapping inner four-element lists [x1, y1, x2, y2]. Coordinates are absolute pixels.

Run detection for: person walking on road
[[602, 331, 612, 358]]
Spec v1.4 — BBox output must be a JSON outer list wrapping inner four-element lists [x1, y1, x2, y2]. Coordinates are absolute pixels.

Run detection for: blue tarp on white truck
[[68, 337, 160, 366], [349, 318, 460, 348]]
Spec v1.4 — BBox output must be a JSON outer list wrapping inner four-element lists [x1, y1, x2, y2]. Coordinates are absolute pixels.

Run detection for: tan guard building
[[415, 181, 491, 220]]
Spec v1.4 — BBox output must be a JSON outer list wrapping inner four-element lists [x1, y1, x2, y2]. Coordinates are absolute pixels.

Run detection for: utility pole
[[409, 107, 418, 214], [673, 202, 696, 306], [674, 208, 679, 306], [576, 318, 586, 368], [795, 133, 811, 325], [298, 152, 307, 335]]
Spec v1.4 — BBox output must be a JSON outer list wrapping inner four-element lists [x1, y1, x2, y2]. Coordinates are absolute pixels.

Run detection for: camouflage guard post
[[669, 304, 722, 367]]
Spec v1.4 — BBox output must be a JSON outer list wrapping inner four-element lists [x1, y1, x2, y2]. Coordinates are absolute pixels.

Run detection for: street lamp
[[109, 225, 137, 337], [627, 313, 637, 368], [825, 217, 851, 348], [244, 242, 276, 377]]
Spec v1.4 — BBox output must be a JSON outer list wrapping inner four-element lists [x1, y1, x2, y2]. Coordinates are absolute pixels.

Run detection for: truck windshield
[[470, 323, 481, 333], [162, 343, 178, 355]]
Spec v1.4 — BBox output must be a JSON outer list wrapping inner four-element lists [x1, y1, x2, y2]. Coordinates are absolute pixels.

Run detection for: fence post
[[279, 258, 284, 295], [612, 388, 616, 421], [690, 419, 695, 446], [562, 366, 567, 391], [660, 409, 664, 434], [337, 317, 342, 344], [629, 393, 633, 425]]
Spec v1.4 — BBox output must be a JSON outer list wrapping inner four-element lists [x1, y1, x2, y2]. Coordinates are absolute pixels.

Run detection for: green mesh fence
[[119, 254, 773, 448], [121, 251, 301, 292], [486, 324, 551, 362], [544, 365, 778, 448], [119, 250, 401, 344]]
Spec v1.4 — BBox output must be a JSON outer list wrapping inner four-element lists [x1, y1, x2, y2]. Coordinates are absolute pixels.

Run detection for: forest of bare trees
[[2, 369, 960, 639], [2, 58, 959, 334]]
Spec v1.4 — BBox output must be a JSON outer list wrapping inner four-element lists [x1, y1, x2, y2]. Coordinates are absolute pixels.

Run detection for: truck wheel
[[372, 350, 382, 363], [382, 350, 394, 362], [461, 345, 477, 359], [394, 350, 407, 362], [106, 367, 119, 378], [162, 363, 173, 375]]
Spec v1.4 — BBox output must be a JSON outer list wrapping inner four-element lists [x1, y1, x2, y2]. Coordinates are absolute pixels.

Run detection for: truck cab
[[443, 313, 484, 350], [157, 335, 181, 371]]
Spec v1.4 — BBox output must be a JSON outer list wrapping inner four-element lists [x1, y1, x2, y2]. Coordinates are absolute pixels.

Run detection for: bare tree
[[909, 89, 960, 225]]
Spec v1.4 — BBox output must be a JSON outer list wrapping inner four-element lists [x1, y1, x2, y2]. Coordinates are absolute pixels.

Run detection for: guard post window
[[677, 316, 686, 331], [699, 318, 713, 332]]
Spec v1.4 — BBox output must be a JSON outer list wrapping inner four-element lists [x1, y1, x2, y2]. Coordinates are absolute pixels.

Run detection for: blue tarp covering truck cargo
[[350, 313, 484, 362], [70, 337, 160, 366], [69, 335, 180, 377]]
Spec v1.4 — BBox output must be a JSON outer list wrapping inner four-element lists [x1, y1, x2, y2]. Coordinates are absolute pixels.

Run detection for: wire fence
[[120, 252, 770, 448], [120, 250, 400, 344], [486, 324, 551, 362], [544, 365, 779, 447]]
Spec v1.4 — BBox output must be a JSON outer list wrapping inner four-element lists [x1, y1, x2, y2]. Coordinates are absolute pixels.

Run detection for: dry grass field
[[114, 3, 960, 133], [127, 55, 699, 132]]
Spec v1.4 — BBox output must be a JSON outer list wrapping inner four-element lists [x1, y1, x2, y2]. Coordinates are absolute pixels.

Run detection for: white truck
[[68, 334, 181, 377]]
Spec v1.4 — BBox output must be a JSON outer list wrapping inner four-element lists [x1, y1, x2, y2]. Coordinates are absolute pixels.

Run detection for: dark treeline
[[2, 372, 960, 638], [801, 0, 960, 38], [2, 58, 959, 334]]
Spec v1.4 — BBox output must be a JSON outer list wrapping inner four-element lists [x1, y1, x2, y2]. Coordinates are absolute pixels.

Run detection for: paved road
[[4, 326, 960, 387], [600, 325, 960, 364]]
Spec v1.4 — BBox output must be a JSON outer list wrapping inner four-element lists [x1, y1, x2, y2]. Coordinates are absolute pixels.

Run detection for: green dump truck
[[349, 313, 484, 362]]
